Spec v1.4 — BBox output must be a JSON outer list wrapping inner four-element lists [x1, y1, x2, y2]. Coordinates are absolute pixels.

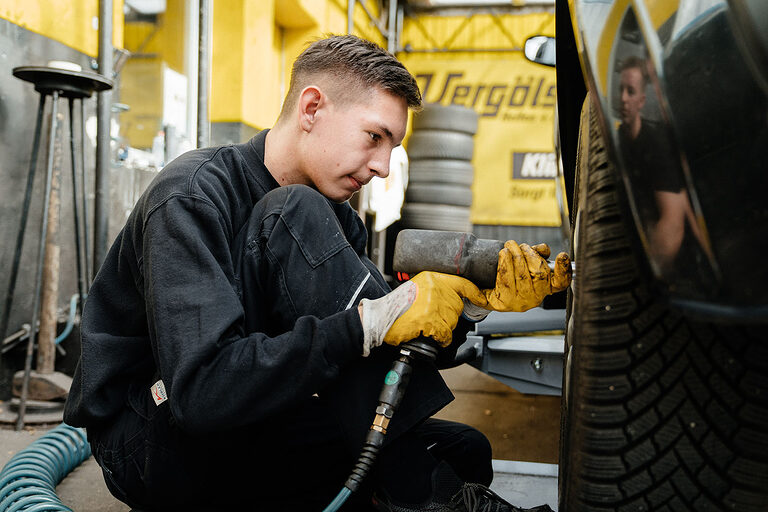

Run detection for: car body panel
[[564, 0, 768, 318]]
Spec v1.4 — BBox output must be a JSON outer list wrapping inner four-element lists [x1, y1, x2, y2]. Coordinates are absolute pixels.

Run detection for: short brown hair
[[277, 35, 422, 121], [619, 55, 649, 88]]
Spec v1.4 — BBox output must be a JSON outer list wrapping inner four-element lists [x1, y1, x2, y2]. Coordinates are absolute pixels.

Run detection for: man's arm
[[650, 189, 688, 269], [142, 196, 363, 434]]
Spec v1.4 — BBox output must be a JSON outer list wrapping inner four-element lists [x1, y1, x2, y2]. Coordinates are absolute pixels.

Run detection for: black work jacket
[[64, 130, 367, 434]]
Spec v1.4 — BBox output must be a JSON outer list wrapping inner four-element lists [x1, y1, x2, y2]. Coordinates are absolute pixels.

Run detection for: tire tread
[[561, 99, 768, 511]]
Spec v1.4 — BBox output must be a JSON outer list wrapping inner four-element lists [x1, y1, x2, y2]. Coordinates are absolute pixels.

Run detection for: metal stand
[[3, 65, 112, 429]]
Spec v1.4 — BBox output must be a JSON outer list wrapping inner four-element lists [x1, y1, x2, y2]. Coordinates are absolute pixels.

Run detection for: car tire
[[405, 183, 472, 207], [401, 203, 471, 232], [406, 130, 475, 161], [412, 103, 479, 135], [560, 97, 768, 511], [408, 159, 474, 187]]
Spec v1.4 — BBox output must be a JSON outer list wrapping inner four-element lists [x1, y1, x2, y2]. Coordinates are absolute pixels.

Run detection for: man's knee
[[457, 426, 493, 486], [244, 184, 341, 248], [430, 422, 493, 486], [262, 184, 331, 215]]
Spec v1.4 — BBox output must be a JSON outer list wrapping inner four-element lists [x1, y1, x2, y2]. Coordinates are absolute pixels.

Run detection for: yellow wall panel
[[124, 21, 157, 53], [159, 0, 186, 73], [214, 0, 389, 131], [120, 0, 188, 149], [240, 0, 282, 129], [0, 0, 124, 56], [275, 0, 318, 29], [120, 59, 164, 149], [211, 0, 246, 122]]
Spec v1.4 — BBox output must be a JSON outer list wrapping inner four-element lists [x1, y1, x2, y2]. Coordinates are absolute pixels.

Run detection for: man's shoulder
[[638, 120, 666, 140], [144, 143, 252, 204], [161, 144, 237, 184]]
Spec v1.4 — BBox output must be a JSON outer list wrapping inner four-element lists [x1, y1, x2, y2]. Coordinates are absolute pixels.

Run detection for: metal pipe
[[80, 99, 91, 289], [0, 94, 46, 362], [2, 325, 30, 352], [388, 0, 397, 53], [68, 99, 86, 310], [185, 0, 200, 146], [93, 0, 113, 276], [403, 46, 523, 53], [17, 91, 60, 431], [197, 0, 211, 148], [356, 0, 387, 35], [407, 0, 554, 7], [347, 0, 354, 34], [396, 4, 404, 53]]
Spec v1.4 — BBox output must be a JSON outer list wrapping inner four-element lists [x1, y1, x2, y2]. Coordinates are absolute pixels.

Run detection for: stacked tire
[[402, 104, 478, 232]]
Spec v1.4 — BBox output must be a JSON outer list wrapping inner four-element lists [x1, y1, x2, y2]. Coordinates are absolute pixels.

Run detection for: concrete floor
[[436, 364, 561, 464], [0, 365, 561, 511]]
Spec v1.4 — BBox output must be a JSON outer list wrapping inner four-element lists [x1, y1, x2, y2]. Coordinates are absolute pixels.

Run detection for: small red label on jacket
[[150, 380, 168, 406]]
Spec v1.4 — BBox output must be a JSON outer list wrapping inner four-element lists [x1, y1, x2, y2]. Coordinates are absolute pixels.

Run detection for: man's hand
[[359, 272, 485, 355], [480, 241, 571, 312]]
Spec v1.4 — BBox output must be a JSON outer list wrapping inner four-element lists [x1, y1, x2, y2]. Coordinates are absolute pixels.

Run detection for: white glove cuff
[[462, 298, 490, 322], [359, 281, 417, 357]]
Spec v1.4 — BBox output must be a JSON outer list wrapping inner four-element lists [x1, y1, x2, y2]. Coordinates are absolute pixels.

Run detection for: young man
[[617, 56, 701, 273], [65, 35, 570, 511]]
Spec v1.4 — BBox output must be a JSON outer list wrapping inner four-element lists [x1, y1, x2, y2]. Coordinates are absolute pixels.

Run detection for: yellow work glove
[[480, 241, 572, 312], [359, 272, 486, 355]]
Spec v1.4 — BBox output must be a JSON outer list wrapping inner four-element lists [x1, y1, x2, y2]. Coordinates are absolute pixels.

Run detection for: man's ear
[[298, 86, 323, 133]]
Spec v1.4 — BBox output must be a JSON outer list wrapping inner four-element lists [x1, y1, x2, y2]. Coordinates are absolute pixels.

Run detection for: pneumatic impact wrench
[[324, 229, 572, 511]]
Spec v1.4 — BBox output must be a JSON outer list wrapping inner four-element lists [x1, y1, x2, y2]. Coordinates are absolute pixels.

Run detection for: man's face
[[620, 67, 646, 125], [301, 87, 408, 203]]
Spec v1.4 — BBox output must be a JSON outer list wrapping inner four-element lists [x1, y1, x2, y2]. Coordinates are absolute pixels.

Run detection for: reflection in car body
[[567, 0, 768, 314]]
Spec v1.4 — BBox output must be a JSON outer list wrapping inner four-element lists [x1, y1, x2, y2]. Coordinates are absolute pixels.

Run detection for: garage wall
[[0, 0, 124, 56], [209, 0, 386, 144]]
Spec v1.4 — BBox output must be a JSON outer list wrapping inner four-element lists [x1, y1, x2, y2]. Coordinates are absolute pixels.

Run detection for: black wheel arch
[[555, 0, 587, 221]]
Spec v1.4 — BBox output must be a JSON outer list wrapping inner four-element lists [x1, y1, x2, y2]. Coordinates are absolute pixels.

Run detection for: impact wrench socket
[[393, 229, 575, 289]]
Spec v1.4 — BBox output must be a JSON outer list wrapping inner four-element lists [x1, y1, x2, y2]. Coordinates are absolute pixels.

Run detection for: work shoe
[[371, 462, 554, 512]]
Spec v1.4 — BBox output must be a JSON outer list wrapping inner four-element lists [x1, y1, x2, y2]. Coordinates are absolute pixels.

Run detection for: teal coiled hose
[[0, 423, 91, 512]]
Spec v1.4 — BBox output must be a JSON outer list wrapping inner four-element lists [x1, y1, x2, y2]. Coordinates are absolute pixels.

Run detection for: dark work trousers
[[89, 185, 492, 511]]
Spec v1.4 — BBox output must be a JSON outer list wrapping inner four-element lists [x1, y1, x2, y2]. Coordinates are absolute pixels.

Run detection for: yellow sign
[[404, 55, 560, 227]]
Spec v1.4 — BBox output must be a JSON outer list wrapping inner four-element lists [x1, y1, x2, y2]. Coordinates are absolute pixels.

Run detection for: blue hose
[[54, 294, 79, 345], [0, 423, 91, 512], [322, 487, 351, 512]]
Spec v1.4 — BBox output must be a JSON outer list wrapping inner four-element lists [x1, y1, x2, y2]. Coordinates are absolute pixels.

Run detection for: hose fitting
[[344, 338, 437, 494]]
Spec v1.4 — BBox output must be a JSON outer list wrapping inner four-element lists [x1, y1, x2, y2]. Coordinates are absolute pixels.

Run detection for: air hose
[[0, 423, 91, 512], [54, 294, 80, 346], [322, 338, 439, 512]]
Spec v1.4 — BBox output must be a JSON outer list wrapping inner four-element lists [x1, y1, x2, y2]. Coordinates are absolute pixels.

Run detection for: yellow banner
[[403, 55, 560, 227]]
